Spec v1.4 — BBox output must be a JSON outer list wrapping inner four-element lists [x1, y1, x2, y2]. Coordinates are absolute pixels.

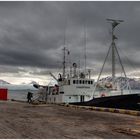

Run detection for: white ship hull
[[46, 78, 95, 103]]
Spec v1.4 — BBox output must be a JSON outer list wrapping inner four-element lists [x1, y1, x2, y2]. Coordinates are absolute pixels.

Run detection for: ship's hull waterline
[[71, 93, 140, 111]]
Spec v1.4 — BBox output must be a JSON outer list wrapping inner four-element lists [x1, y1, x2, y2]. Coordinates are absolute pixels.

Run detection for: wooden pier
[[0, 101, 140, 139]]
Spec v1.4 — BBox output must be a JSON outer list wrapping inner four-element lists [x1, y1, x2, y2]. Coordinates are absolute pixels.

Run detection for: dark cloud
[[0, 1, 140, 81]]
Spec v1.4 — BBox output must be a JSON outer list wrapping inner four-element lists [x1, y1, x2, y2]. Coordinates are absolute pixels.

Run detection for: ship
[[71, 19, 140, 110], [34, 19, 140, 110], [33, 23, 96, 103]]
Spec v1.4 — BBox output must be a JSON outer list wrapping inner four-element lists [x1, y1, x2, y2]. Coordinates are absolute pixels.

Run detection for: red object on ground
[[0, 88, 8, 100]]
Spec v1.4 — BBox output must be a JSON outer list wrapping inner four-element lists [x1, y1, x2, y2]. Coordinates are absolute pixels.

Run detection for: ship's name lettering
[[76, 86, 90, 88]]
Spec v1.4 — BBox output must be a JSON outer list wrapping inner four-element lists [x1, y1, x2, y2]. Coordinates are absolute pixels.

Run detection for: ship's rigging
[[93, 19, 132, 97]]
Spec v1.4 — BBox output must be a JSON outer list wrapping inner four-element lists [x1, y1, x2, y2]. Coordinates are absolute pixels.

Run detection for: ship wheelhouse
[[46, 77, 95, 103]]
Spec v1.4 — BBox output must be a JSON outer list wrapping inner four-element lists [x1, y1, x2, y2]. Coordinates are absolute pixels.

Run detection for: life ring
[[101, 93, 106, 97], [105, 83, 112, 88]]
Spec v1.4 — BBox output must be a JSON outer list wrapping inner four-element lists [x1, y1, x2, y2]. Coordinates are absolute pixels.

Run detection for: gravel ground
[[0, 101, 140, 139]]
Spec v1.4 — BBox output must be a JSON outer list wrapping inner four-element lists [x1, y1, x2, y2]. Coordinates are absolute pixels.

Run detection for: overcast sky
[[0, 1, 140, 84]]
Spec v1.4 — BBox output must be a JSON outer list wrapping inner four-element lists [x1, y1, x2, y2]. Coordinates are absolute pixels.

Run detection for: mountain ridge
[[99, 76, 140, 90]]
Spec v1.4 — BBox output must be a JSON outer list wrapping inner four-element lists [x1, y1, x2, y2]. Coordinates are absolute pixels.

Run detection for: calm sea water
[[8, 90, 38, 101]]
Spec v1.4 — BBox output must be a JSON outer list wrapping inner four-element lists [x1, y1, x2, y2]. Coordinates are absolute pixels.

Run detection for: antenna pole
[[84, 23, 87, 74], [62, 18, 67, 79], [63, 47, 66, 79]]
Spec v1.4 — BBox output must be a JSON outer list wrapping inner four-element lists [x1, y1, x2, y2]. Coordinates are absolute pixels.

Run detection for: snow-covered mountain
[[99, 76, 140, 90], [1, 84, 37, 90], [0, 79, 37, 90], [21, 81, 38, 85], [0, 80, 10, 85], [28, 81, 38, 85]]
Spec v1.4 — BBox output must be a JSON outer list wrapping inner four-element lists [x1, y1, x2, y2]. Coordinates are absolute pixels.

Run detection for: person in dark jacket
[[27, 92, 33, 103]]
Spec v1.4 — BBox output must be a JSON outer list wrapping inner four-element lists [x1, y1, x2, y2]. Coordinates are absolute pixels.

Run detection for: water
[[8, 89, 140, 101], [8, 89, 38, 101]]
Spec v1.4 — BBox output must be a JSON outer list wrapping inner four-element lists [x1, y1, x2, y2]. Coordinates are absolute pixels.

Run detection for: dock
[[0, 101, 140, 139]]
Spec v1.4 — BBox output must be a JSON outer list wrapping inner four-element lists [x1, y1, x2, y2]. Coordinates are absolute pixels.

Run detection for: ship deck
[[0, 100, 140, 138]]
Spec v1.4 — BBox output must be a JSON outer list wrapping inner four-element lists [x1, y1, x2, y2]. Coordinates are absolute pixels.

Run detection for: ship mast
[[107, 18, 124, 85], [93, 19, 126, 97], [62, 18, 67, 80], [84, 23, 87, 75], [62, 47, 66, 79]]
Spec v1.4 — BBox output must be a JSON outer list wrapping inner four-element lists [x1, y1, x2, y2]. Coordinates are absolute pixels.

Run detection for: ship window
[[88, 81, 90, 84], [73, 80, 75, 84], [76, 80, 78, 84], [69, 97, 71, 99], [91, 81, 93, 84], [79, 80, 81, 84], [82, 80, 84, 84], [85, 80, 87, 84]]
